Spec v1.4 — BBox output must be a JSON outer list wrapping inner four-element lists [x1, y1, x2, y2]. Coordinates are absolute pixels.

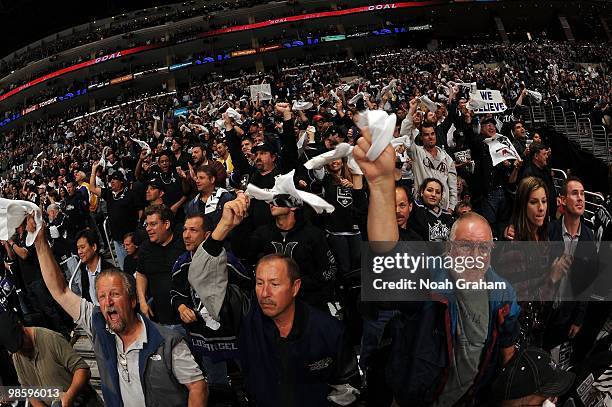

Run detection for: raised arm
[[28, 216, 81, 320], [352, 126, 398, 246], [275, 103, 299, 174], [89, 162, 102, 197], [224, 115, 251, 177]]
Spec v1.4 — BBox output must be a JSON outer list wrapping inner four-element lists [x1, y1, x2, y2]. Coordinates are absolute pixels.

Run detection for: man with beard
[[223, 102, 298, 228], [26, 216, 208, 407], [191, 143, 210, 168]]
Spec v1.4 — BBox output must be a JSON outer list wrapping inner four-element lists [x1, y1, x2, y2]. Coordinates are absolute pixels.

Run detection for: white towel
[[390, 136, 409, 148], [296, 132, 308, 150], [348, 92, 364, 105], [304, 143, 353, 169], [419, 95, 437, 113], [130, 138, 151, 155], [225, 107, 243, 125], [292, 101, 313, 111], [356, 110, 397, 162], [526, 90, 543, 103], [0, 198, 43, 247], [189, 124, 209, 133], [99, 146, 109, 169], [346, 154, 363, 175], [245, 170, 334, 214]]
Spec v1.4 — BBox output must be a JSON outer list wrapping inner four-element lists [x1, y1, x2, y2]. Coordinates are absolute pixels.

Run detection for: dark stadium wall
[[543, 127, 610, 195]]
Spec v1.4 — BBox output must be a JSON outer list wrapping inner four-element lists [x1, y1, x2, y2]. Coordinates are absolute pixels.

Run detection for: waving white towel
[[245, 170, 334, 214], [98, 146, 109, 169], [390, 136, 409, 148], [225, 107, 243, 125], [419, 95, 438, 113], [302, 143, 363, 175], [189, 123, 209, 133], [356, 110, 397, 162], [304, 143, 353, 169], [292, 101, 313, 111], [130, 138, 151, 155], [348, 92, 364, 105], [0, 198, 43, 246], [526, 90, 543, 103]]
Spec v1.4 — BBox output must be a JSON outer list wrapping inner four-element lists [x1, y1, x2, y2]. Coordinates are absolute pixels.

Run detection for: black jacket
[[465, 128, 514, 202], [232, 215, 337, 308], [63, 192, 89, 239], [240, 299, 358, 407], [548, 218, 598, 326], [226, 120, 299, 229], [408, 202, 453, 242]]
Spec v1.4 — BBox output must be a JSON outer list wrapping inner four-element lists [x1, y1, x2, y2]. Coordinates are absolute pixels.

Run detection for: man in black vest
[[27, 216, 208, 407]]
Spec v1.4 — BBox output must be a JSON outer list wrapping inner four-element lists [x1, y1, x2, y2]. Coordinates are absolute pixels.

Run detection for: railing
[[551, 167, 605, 229], [533, 101, 611, 165], [102, 217, 118, 268], [592, 125, 610, 163], [551, 168, 568, 196], [584, 190, 606, 229], [531, 104, 546, 124]]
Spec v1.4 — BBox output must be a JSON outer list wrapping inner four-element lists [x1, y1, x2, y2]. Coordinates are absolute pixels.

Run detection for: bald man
[[354, 126, 520, 407]]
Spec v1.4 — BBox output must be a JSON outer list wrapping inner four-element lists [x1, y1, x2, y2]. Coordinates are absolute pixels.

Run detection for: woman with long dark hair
[[409, 178, 454, 242], [510, 176, 549, 242], [316, 157, 365, 279], [498, 176, 571, 347]]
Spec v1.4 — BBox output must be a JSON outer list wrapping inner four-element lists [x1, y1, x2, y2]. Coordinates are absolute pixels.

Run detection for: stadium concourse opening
[[0, 0, 611, 406]]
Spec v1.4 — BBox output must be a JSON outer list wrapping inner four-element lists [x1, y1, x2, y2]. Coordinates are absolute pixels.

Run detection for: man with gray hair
[[353, 124, 520, 406], [26, 215, 208, 407]]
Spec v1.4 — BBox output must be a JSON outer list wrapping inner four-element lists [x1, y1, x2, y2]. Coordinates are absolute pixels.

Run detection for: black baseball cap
[[480, 117, 497, 126], [491, 347, 575, 401], [0, 311, 24, 353], [251, 141, 278, 155], [147, 178, 165, 191], [109, 171, 126, 182]]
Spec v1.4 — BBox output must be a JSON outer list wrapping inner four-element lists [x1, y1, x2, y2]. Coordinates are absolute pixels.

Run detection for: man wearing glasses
[[26, 216, 208, 407], [353, 124, 520, 407]]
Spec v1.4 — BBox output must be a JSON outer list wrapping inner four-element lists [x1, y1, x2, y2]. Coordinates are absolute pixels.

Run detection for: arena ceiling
[[0, 0, 179, 57]]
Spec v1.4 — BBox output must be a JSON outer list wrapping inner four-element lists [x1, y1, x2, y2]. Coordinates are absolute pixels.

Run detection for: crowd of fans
[[0, 36, 610, 407]]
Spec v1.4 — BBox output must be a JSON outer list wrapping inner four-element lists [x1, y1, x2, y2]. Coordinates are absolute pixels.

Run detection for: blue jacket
[[239, 299, 358, 407], [386, 267, 520, 406]]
